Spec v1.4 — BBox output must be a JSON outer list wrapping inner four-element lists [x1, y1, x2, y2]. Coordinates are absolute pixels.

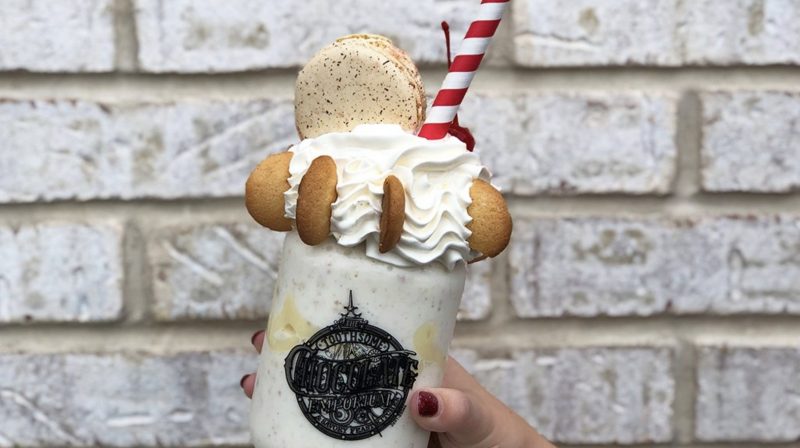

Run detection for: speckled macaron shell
[[295, 34, 427, 139]]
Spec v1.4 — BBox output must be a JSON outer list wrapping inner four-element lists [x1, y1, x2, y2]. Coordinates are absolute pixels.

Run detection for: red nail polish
[[240, 374, 250, 388], [417, 391, 438, 417], [251, 330, 264, 345]]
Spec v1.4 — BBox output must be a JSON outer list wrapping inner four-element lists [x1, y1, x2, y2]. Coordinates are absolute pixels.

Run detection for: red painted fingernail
[[417, 391, 438, 417], [251, 330, 264, 345], [240, 374, 250, 388]]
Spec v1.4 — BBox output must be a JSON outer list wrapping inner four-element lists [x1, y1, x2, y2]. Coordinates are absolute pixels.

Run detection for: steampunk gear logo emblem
[[284, 291, 419, 440]]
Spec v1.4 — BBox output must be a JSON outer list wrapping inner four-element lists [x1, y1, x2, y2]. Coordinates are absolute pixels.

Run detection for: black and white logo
[[284, 291, 419, 441]]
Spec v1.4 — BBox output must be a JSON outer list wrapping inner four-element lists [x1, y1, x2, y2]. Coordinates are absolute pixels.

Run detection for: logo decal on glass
[[284, 291, 419, 440]]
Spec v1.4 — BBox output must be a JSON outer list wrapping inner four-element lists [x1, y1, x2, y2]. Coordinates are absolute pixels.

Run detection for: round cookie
[[467, 180, 512, 259], [245, 151, 293, 232], [379, 175, 405, 253], [296, 156, 339, 245], [295, 34, 427, 139]]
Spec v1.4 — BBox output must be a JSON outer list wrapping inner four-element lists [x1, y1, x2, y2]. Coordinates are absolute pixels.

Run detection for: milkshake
[[245, 35, 511, 447], [250, 232, 464, 447]]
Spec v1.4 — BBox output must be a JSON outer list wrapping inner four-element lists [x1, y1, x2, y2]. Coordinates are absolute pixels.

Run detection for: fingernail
[[240, 374, 250, 388], [251, 330, 264, 345], [417, 391, 438, 417]]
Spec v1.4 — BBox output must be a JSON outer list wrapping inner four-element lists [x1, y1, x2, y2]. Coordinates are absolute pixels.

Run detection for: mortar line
[[121, 220, 150, 324], [0, 67, 799, 102], [487, 244, 512, 326], [2, 316, 800, 353], [673, 337, 697, 444], [1, 65, 800, 79], [6, 194, 800, 224], [112, 0, 140, 72], [673, 91, 703, 198], [452, 315, 800, 352]]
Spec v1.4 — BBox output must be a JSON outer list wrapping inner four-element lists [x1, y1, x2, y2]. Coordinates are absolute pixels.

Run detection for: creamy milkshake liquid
[[250, 231, 465, 447]]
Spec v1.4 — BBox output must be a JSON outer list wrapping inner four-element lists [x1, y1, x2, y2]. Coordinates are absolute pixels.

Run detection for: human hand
[[241, 330, 555, 448], [409, 356, 555, 448]]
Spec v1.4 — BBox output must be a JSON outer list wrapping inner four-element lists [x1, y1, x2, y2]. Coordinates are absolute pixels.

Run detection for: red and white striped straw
[[418, 0, 510, 140]]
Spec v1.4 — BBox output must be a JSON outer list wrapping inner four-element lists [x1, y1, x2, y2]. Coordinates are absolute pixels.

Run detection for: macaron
[[295, 34, 427, 139]]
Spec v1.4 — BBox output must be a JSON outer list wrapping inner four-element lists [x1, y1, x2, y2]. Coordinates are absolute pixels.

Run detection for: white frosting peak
[[285, 124, 490, 269]]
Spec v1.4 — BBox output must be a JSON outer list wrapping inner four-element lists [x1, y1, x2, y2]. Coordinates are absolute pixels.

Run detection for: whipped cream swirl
[[284, 124, 490, 270]]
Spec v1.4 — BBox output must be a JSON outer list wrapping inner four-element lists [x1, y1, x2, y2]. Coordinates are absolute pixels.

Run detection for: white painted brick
[[452, 347, 674, 444], [134, 0, 480, 72], [0, 99, 295, 202], [513, 0, 680, 67], [0, 350, 253, 446], [514, 0, 800, 66], [509, 217, 715, 317], [0, 0, 114, 72], [701, 91, 800, 192], [696, 345, 800, 441], [459, 260, 492, 321], [0, 222, 123, 322], [0, 94, 676, 200], [149, 223, 284, 320], [682, 0, 800, 65], [460, 92, 678, 194], [510, 215, 800, 317]]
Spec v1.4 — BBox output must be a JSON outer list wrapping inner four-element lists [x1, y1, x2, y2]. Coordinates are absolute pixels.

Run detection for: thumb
[[409, 388, 493, 446]]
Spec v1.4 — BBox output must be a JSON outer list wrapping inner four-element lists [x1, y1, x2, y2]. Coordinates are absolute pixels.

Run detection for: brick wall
[[1, 0, 799, 446]]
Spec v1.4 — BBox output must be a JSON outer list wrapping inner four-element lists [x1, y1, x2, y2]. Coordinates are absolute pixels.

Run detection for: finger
[[409, 388, 493, 446], [440, 356, 481, 390], [435, 358, 557, 448], [241, 373, 256, 399], [251, 330, 265, 353]]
